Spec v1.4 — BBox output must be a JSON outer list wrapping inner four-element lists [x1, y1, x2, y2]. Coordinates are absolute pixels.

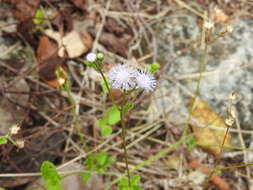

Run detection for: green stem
[[120, 90, 131, 186], [96, 64, 115, 106], [218, 163, 253, 170], [109, 133, 190, 187]]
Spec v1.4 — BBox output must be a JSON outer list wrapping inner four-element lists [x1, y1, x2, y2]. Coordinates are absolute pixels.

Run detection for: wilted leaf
[[188, 98, 231, 156]]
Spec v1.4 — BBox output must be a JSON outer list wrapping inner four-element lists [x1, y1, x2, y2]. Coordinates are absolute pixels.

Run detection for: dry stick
[[172, 0, 205, 19], [127, 0, 158, 62], [92, 0, 112, 52], [234, 109, 252, 186], [182, 11, 208, 137], [203, 125, 231, 189]]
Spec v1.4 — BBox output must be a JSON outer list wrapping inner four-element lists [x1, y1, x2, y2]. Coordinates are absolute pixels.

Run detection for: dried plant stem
[[203, 125, 231, 189], [120, 91, 131, 186]]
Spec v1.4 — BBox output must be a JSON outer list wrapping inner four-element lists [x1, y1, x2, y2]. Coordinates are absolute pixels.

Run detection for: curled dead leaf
[[188, 98, 231, 156], [37, 36, 58, 62], [188, 160, 231, 190], [44, 29, 92, 58], [38, 57, 67, 88]]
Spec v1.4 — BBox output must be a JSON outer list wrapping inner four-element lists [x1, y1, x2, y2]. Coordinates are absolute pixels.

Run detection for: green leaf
[[118, 175, 142, 190], [148, 62, 160, 73], [33, 8, 44, 24], [131, 175, 140, 186], [95, 152, 107, 166], [101, 125, 112, 136], [0, 136, 8, 145], [105, 106, 121, 125], [83, 62, 98, 70], [97, 119, 112, 136], [40, 161, 63, 190], [81, 172, 91, 184], [85, 155, 95, 170]]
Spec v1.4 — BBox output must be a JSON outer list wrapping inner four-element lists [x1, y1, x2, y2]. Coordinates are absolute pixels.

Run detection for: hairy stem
[[97, 67, 115, 106], [120, 90, 131, 186]]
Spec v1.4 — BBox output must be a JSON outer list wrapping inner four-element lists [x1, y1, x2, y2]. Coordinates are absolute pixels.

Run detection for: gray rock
[[157, 12, 253, 131]]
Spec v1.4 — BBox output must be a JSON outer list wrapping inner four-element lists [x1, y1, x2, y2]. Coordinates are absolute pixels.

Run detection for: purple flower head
[[135, 69, 156, 92], [108, 64, 137, 91]]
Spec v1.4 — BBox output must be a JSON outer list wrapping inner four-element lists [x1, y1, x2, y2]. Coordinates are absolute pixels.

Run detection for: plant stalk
[[120, 90, 131, 186]]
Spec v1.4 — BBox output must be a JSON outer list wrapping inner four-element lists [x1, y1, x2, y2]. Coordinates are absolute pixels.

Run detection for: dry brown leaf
[[37, 36, 58, 62], [11, 0, 40, 21], [188, 98, 231, 156], [88, 28, 131, 58], [213, 8, 229, 24], [38, 57, 67, 88], [188, 160, 231, 190], [166, 154, 181, 170], [44, 29, 92, 58]]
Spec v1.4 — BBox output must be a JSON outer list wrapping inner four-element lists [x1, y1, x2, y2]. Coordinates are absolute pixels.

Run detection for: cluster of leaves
[[98, 105, 121, 136], [82, 152, 115, 183], [148, 62, 160, 73], [98, 104, 134, 136], [118, 175, 142, 190], [40, 161, 63, 190]]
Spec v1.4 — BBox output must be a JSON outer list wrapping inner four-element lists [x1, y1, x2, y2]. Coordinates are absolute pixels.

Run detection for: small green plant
[[82, 152, 115, 183], [84, 52, 157, 187], [33, 8, 45, 25], [33, 8, 46, 31], [0, 125, 23, 148], [118, 175, 142, 190], [40, 161, 63, 190], [55, 67, 86, 149], [148, 62, 160, 73]]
